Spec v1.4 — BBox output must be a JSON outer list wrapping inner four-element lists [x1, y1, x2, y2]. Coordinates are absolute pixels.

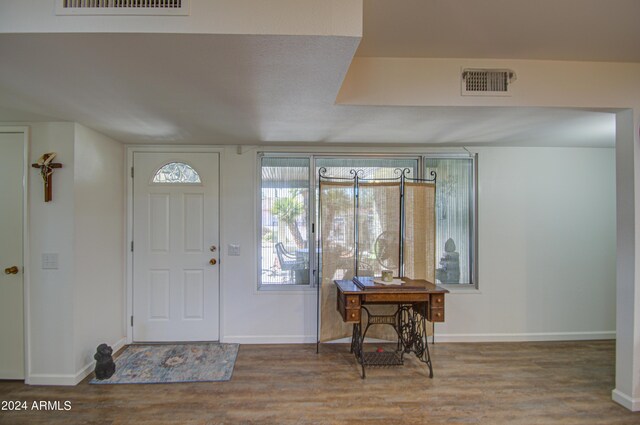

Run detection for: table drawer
[[345, 295, 360, 307], [431, 294, 445, 307], [343, 308, 360, 323], [337, 294, 361, 323], [428, 307, 445, 322]]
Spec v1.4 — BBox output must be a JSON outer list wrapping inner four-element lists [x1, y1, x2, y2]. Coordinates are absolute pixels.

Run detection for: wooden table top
[[335, 278, 449, 295]]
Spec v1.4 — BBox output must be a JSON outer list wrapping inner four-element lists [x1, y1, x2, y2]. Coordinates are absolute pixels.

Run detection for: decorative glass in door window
[[152, 162, 201, 183]]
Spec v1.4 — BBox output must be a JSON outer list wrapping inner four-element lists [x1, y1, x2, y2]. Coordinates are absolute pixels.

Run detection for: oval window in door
[[152, 162, 201, 184]]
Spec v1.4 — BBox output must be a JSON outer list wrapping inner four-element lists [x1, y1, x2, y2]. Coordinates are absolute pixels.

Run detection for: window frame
[[256, 152, 478, 291], [257, 153, 315, 291], [423, 153, 479, 290]]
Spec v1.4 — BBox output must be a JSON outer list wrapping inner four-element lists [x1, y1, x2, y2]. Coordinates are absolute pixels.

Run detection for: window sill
[[440, 284, 481, 294], [257, 284, 316, 294]]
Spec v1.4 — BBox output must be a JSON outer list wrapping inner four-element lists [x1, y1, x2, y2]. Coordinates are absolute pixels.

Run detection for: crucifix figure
[[32, 152, 62, 202]]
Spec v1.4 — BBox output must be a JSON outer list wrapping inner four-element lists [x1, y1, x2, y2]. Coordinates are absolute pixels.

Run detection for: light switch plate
[[42, 253, 59, 269], [228, 244, 241, 256]]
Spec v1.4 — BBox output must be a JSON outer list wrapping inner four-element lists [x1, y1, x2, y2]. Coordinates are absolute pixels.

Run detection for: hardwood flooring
[[0, 340, 637, 424]]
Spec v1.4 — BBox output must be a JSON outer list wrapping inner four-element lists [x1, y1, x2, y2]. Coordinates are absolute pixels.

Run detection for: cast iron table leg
[[351, 322, 366, 379], [397, 304, 434, 378], [418, 309, 434, 378]]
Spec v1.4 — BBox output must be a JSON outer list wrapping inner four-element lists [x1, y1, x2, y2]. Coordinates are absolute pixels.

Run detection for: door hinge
[[131, 167, 134, 178], [312, 223, 315, 233], [131, 241, 134, 252], [130, 316, 133, 327]]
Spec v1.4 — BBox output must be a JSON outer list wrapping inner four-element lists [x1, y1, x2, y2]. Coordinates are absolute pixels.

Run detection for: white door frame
[[125, 145, 225, 344], [0, 126, 31, 382]]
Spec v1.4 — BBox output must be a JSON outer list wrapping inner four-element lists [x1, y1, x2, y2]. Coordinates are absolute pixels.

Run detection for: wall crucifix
[[31, 152, 62, 202]]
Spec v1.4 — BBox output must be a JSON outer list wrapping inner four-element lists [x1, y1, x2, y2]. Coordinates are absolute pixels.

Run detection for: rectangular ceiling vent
[[56, 0, 190, 16], [461, 68, 516, 96]]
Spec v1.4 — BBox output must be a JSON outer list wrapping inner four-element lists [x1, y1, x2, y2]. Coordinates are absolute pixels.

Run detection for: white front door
[[133, 152, 220, 342], [0, 132, 25, 379]]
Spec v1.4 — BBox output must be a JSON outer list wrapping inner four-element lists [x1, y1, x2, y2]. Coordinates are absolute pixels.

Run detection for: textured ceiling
[[358, 0, 640, 62], [0, 28, 617, 147], [0, 34, 359, 144]]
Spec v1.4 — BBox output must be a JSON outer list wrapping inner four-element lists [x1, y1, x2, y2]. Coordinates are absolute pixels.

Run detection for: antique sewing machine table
[[335, 277, 449, 379]]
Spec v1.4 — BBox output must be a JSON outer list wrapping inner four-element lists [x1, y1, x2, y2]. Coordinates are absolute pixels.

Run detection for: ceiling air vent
[[461, 68, 516, 96], [56, 0, 190, 15]]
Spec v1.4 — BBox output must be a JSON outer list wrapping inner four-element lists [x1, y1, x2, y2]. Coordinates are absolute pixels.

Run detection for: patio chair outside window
[[275, 242, 307, 283]]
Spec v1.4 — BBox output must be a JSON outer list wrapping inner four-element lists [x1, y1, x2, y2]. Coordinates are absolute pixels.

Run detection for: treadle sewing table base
[[336, 278, 449, 379]]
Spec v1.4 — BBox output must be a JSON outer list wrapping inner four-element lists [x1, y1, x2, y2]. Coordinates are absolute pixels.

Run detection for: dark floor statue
[[94, 343, 116, 380]]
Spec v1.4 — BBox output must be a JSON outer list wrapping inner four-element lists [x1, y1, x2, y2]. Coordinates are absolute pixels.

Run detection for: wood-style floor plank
[[0, 341, 637, 424]]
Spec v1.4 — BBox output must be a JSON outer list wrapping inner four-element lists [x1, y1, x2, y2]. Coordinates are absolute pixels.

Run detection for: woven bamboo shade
[[403, 182, 436, 282], [319, 179, 436, 342], [320, 181, 356, 342]]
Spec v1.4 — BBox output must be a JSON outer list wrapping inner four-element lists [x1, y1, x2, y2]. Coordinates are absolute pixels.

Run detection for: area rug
[[90, 342, 239, 384]]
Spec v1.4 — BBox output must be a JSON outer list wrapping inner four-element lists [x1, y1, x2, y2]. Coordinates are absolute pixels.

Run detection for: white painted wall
[[613, 111, 640, 410], [0, 0, 362, 37], [1, 121, 125, 385], [338, 58, 640, 108], [217, 145, 616, 343], [26, 122, 77, 379], [73, 124, 125, 377], [219, 147, 317, 343], [438, 147, 616, 340]]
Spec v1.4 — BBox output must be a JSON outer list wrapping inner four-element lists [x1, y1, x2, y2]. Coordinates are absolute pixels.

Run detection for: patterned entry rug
[[90, 343, 239, 384]]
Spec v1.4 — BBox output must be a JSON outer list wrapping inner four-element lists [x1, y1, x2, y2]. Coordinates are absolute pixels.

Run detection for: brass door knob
[[209, 259, 217, 266], [4, 266, 19, 275]]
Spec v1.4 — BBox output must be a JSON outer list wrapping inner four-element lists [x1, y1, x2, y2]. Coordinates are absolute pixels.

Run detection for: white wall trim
[[612, 389, 640, 412], [27, 373, 81, 386], [0, 126, 31, 383], [125, 146, 133, 344], [217, 148, 226, 343], [125, 145, 225, 344], [28, 337, 126, 386], [222, 332, 616, 345], [434, 331, 615, 343], [223, 335, 317, 344]]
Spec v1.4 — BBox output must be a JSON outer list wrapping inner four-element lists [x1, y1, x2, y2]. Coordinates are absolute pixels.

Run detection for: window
[[258, 154, 477, 289], [259, 157, 311, 286], [153, 162, 201, 183], [425, 156, 476, 285]]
